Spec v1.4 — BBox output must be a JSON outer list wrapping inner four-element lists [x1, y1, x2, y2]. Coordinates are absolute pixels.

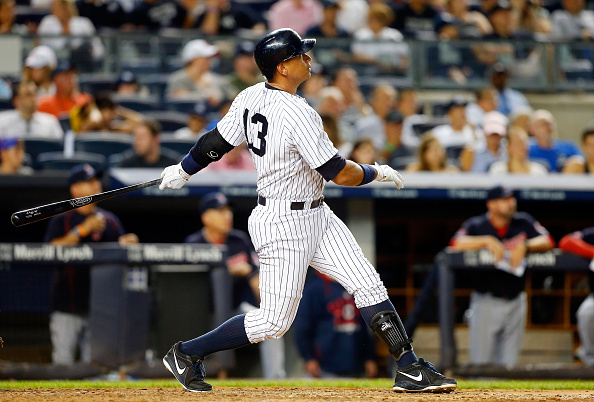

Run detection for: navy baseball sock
[[360, 299, 419, 368], [178, 314, 250, 358]]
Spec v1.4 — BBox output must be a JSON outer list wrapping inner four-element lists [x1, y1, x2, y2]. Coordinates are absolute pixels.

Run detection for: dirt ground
[[1, 387, 593, 402]]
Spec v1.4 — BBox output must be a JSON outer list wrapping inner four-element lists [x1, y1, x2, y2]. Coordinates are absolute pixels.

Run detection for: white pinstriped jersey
[[217, 82, 338, 201]]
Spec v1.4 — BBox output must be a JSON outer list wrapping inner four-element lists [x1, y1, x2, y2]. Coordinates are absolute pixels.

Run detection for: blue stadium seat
[[121, 57, 161, 75], [411, 117, 448, 138], [140, 74, 169, 102], [59, 117, 71, 133], [113, 94, 160, 112], [145, 111, 187, 132], [160, 134, 196, 156], [78, 74, 117, 95], [36, 152, 106, 171], [164, 98, 201, 114], [0, 99, 12, 111], [74, 132, 133, 159], [22, 137, 64, 169]]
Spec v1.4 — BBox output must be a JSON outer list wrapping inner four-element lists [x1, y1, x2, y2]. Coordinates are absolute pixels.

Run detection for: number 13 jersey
[[217, 82, 339, 201]]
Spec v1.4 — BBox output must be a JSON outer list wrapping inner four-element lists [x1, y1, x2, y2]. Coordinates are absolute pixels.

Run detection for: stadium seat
[[74, 132, 133, 159], [59, 117, 71, 133], [121, 57, 161, 75], [445, 145, 466, 161], [36, 151, 106, 171], [113, 94, 160, 112], [411, 117, 448, 138], [164, 98, 202, 114], [140, 74, 169, 102], [22, 137, 64, 169], [78, 74, 117, 95], [145, 111, 187, 132], [160, 134, 196, 156], [0, 99, 12, 111]]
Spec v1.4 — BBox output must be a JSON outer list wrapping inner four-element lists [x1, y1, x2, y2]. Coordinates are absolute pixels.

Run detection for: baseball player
[[159, 28, 457, 393]]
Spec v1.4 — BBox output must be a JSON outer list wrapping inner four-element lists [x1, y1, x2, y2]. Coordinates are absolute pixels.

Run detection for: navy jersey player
[[159, 28, 457, 393]]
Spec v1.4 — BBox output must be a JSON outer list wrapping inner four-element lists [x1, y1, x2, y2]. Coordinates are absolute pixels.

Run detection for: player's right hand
[[159, 162, 191, 190], [82, 213, 106, 234], [373, 162, 404, 189]]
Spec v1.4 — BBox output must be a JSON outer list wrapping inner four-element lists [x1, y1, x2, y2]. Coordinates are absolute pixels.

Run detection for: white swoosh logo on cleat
[[173, 353, 186, 375], [400, 371, 423, 381]]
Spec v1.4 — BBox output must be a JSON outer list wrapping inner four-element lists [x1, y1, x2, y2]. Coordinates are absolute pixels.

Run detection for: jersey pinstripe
[[217, 82, 338, 201]]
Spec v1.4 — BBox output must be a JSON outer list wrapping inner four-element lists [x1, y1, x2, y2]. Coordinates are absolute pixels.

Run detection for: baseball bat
[[11, 178, 162, 227]]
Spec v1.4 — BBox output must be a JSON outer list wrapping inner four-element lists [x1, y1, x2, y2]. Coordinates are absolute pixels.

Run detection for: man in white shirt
[[0, 81, 63, 139], [432, 97, 484, 149], [552, 0, 594, 40]]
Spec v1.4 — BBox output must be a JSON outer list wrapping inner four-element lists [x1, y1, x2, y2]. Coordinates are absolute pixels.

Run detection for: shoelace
[[191, 359, 206, 379], [419, 358, 441, 375]]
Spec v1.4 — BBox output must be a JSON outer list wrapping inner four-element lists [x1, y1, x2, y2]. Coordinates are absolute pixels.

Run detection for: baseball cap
[[321, 0, 340, 8], [490, 62, 509, 75], [446, 96, 467, 111], [52, 61, 76, 78], [190, 100, 209, 118], [0, 137, 19, 151], [489, 0, 512, 16], [116, 70, 138, 86], [482, 111, 508, 136], [199, 192, 229, 214], [486, 185, 514, 201], [235, 41, 255, 58], [68, 163, 98, 185], [182, 39, 219, 64], [385, 110, 404, 124], [25, 46, 58, 70]]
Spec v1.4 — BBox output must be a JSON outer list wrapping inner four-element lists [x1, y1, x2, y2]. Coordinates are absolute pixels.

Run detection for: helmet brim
[[298, 38, 316, 55]]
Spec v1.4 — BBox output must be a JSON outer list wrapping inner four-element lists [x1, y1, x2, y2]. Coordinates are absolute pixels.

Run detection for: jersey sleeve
[[519, 213, 550, 239], [216, 90, 246, 147], [581, 227, 594, 245], [287, 104, 339, 169]]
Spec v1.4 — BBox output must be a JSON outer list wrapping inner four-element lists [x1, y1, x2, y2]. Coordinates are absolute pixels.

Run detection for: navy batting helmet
[[254, 28, 316, 80]]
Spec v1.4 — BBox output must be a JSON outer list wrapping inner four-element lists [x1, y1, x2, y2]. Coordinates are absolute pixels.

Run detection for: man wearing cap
[[185, 192, 285, 379], [489, 63, 529, 117], [450, 185, 554, 366], [44, 164, 138, 365], [466, 87, 498, 128], [432, 97, 484, 152], [174, 101, 210, 139], [305, 0, 349, 38], [0, 137, 33, 175], [22, 45, 58, 97], [0, 81, 63, 139], [167, 39, 225, 105], [37, 61, 91, 118], [223, 42, 263, 98], [460, 110, 507, 172]]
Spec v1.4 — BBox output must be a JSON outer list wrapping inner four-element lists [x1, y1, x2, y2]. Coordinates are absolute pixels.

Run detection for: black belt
[[258, 195, 324, 210]]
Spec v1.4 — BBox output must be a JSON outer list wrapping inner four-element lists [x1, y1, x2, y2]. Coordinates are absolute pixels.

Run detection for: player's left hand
[[159, 162, 191, 190], [373, 162, 404, 189], [509, 241, 527, 269]]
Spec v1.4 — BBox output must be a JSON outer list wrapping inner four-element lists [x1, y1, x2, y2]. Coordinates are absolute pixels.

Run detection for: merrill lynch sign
[[12, 244, 94, 263], [127, 245, 223, 264]]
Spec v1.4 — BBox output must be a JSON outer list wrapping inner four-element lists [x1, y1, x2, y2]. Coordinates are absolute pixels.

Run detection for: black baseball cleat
[[392, 358, 457, 393], [163, 341, 212, 392]]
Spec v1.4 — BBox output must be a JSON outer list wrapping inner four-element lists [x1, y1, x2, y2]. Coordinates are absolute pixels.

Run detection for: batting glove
[[159, 162, 191, 190], [374, 162, 404, 189]]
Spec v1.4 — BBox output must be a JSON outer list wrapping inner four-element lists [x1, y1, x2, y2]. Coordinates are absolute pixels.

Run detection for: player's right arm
[[330, 159, 403, 188]]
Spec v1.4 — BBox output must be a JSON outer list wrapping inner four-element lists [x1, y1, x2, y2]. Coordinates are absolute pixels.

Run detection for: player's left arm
[[325, 158, 404, 188]]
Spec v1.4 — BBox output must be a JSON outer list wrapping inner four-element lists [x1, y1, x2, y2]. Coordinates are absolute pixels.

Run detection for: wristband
[[73, 225, 88, 238], [358, 163, 376, 186], [181, 153, 203, 175]]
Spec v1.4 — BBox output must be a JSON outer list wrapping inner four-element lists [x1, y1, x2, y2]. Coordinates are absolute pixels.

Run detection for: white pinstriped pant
[[244, 200, 388, 343]]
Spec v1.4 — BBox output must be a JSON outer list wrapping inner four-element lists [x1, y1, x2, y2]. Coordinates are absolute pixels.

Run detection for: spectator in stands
[[300, 63, 328, 109], [166, 39, 225, 107], [22, 45, 58, 97], [38, 0, 105, 64], [70, 92, 143, 134], [116, 118, 180, 168], [348, 138, 376, 165], [0, 0, 30, 34], [528, 109, 581, 172], [76, 0, 126, 29], [294, 271, 377, 378], [352, 3, 409, 74], [508, 106, 533, 133], [432, 97, 484, 150], [484, 3, 534, 39], [174, 101, 209, 139], [45, 163, 138, 365], [398, 88, 427, 148], [509, 0, 551, 38], [223, 42, 262, 99], [206, 143, 255, 172], [489, 126, 548, 175], [331, 68, 366, 144], [194, 0, 265, 35], [390, 0, 439, 39], [382, 110, 415, 168], [321, 113, 351, 158], [354, 83, 397, 151], [551, 0, 594, 40], [185, 192, 285, 379], [460, 110, 507, 172], [450, 185, 554, 367], [0, 138, 33, 175], [113, 71, 150, 97], [335, 0, 368, 34], [131, 0, 192, 29], [562, 127, 594, 174], [490, 63, 530, 117], [306, 0, 349, 38], [466, 87, 498, 128], [406, 132, 459, 172], [558, 228, 594, 367], [471, 0, 498, 16], [37, 61, 91, 119], [436, 0, 493, 38], [268, 0, 322, 36], [0, 81, 63, 139]]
